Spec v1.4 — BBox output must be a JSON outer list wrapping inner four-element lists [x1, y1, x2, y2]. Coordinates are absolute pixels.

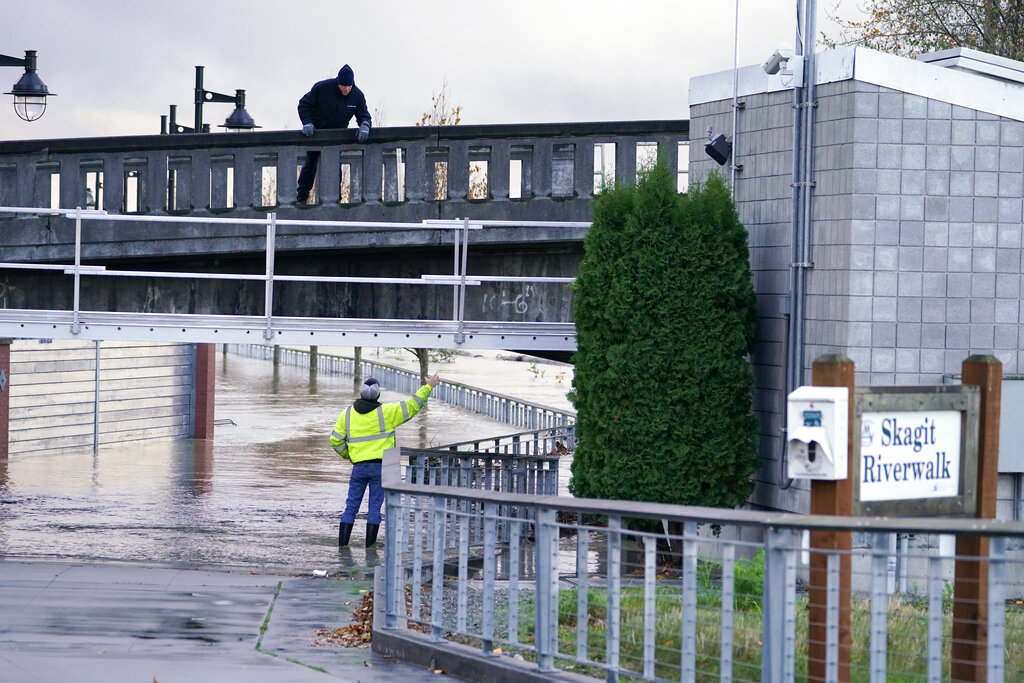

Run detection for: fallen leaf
[[364, 661, 373, 667], [433, 669, 445, 675]]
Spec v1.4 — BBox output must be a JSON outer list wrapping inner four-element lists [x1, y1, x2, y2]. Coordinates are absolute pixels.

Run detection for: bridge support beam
[[193, 343, 216, 439]]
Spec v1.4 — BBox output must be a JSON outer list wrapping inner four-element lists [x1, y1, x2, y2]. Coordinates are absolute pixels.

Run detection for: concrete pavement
[[0, 560, 454, 683]]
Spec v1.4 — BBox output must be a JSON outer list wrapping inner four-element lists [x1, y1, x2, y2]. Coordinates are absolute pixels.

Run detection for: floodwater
[[0, 350, 574, 574]]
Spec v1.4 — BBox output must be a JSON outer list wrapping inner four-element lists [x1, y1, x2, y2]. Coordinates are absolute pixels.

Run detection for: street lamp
[[0, 50, 55, 122], [193, 65, 257, 132]]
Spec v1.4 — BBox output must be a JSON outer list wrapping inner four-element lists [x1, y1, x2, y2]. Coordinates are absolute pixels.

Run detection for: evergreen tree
[[569, 165, 760, 508]]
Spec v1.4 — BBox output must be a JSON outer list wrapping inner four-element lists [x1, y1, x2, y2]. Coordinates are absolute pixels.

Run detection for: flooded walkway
[[0, 350, 569, 574]]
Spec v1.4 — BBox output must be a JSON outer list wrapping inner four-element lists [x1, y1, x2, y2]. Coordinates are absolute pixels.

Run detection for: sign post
[[805, 354, 999, 681], [952, 356, 1002, 682], [808, 355, 854, 682]]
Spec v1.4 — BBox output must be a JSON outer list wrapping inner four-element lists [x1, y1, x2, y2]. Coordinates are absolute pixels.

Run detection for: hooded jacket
[[297, 79, 371, 130], [330, 384, 433, 463]]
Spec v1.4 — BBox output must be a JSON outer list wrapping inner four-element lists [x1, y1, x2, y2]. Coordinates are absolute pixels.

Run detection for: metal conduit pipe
[[781, 0, 817, 489]]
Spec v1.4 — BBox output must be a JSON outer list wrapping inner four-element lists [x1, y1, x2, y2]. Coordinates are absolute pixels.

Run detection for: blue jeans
[[341, 460, 383, 524]]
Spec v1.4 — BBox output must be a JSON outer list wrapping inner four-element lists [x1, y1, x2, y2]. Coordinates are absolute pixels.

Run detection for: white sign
[[859, 410, 961, 502]]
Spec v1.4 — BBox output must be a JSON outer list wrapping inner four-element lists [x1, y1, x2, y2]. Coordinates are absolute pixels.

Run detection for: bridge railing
[[0, 121, 689, 225], [379, 453, 1024, 681]]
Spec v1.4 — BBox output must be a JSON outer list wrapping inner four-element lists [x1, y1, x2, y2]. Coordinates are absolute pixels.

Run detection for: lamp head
[[4, 50, 54, 122]]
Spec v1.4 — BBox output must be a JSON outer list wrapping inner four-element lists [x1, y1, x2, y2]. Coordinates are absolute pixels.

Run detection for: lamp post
[[193, 65, 257, 132], [0, 50, 55, 122]]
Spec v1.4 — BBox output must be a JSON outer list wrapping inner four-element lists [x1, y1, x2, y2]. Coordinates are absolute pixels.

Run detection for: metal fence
[[225, 343, 576, 431], [379, 446, 1024, 682], [437, 424, 575, 456]]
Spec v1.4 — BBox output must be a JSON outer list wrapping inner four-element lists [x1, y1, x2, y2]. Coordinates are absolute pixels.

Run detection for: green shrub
[[569, 165, 760, 508]]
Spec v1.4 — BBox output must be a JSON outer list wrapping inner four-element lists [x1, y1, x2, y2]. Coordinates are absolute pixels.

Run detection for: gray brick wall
[[690, 72, 1024, 514]]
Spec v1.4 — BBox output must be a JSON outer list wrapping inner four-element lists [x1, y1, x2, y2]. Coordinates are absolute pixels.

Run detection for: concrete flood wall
[[8, 340, 194, 453]]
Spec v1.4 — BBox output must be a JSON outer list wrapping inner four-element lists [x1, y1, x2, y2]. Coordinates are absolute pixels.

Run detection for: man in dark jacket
[[294, 64, 371, 205]]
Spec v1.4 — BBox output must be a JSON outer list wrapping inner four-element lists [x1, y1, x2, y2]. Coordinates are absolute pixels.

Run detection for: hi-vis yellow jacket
[[330, 384, 433, 462]]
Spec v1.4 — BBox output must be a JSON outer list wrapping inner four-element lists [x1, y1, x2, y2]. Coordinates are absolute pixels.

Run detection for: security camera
[[762, 43, 795, 75]]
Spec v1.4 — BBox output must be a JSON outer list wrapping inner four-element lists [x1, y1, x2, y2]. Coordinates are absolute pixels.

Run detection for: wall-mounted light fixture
[[0, 50, 55, 122], [762, 42, 803, 87], [705, 132, 732, 165]]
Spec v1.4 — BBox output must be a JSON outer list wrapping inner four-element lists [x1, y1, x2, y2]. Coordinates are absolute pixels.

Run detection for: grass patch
[[506, 556, 1024, 682]]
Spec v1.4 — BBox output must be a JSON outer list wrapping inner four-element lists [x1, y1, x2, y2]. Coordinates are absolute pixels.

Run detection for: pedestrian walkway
[[0, 560, 454, 683]]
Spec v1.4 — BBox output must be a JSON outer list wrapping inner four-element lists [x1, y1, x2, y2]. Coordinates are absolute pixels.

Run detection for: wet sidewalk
[[0, 559, 454, 682]]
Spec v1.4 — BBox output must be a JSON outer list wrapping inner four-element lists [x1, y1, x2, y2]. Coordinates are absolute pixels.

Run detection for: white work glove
[[302, 123, 314, 137]]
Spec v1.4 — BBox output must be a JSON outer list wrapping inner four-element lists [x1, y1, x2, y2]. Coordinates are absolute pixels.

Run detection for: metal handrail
[[0, 207, 585, 348]]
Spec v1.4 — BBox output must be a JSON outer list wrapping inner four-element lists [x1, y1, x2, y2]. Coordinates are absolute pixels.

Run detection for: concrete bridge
[[0, 120, 690, 353]]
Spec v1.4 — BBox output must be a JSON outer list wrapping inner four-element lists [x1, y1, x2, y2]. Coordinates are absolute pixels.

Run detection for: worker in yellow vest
[[330, 373, 439, 546]]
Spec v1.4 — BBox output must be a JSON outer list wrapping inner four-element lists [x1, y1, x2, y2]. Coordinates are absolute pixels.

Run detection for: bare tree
[[825, 0, 1024, 60], [415, 78, 463, 127]]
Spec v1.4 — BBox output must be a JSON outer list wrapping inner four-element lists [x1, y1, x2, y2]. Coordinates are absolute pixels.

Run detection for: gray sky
[[0, 0, 862, 141]]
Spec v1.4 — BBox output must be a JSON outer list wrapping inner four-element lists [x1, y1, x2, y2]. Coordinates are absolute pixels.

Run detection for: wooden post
[[951, 355, 1001, 682], [193, 342, 216, 439], [808, 354, 854, 682]]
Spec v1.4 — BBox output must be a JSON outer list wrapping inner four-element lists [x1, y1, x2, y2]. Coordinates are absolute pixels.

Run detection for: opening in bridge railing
[[0, 206, 582, 351], [378, 447, 1024, 682]]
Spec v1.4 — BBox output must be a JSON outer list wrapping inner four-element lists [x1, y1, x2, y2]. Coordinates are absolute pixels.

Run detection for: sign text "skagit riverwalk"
[[859, 411, 961, 502]]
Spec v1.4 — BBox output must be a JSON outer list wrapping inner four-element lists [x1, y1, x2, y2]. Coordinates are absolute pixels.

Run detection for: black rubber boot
[[365, 523, 380, 547], [338, 521, 353, 547]]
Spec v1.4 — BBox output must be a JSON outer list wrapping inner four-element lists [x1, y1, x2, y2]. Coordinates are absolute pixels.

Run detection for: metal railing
[[0, 207, 579, 351], [402, 447, 560, 496], [438, 424, 576, 455], [225, 343, 576, 431], [379, 447, 1024, 682]]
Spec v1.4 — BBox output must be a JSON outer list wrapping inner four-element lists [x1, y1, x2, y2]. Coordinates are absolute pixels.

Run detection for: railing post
[[606, 514, 622, 682], [384, 490, 401, 630], [455, 217, 470, 345], [71, 207, 82, 335], [430, 495, 447, 643], [763, 526, 798, 683], [987, 534, 1006, 680], [869, 531, 890, 683], [263, 211, 277, 341], [535, 506, 558, 672], [481, 502, 498, 656], [681, 521, 697, 682]]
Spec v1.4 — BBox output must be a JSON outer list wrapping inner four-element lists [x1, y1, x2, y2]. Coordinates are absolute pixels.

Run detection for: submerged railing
[[225, 343, 576, 430], [378, 446, 1024, 682]]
